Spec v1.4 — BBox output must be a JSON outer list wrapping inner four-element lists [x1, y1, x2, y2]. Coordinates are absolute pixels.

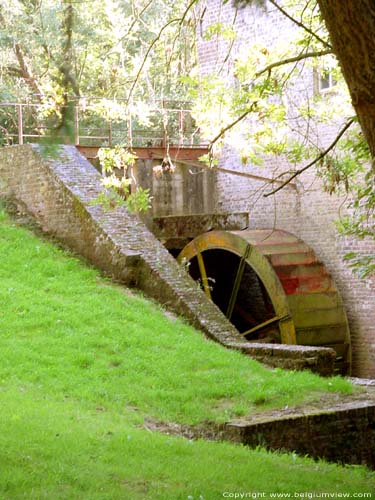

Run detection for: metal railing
[[0, 101, 205, 148]]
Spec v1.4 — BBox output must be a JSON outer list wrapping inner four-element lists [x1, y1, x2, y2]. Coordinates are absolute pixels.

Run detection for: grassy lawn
[[0, 207, 374, 499]]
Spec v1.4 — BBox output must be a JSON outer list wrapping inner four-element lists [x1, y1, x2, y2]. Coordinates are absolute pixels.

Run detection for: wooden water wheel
[[178, 229, 351, 374]]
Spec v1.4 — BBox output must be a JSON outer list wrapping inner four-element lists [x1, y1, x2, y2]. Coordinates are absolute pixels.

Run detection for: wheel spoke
[[195, 246, 212, 299], [226, 244, 252, 320]]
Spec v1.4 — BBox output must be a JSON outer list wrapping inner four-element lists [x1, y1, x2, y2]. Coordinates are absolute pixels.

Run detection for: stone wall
[[225, 400, 375, 469], [227, 342, 336, 377], [0, 144, 335, 376], [197, 0, 375, 377]]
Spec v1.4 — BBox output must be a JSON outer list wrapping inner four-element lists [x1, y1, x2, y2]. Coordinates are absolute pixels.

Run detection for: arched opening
[[187, 249, 278, 341]]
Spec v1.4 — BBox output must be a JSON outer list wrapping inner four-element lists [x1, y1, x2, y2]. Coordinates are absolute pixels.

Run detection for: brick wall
[[198, 0, 375, 377]]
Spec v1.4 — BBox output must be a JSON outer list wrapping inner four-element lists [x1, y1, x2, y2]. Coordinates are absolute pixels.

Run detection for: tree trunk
[[317, 0, 375, 163]]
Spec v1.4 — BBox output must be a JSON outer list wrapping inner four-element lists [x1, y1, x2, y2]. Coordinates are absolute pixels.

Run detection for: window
[[319, 71, 337, 92]]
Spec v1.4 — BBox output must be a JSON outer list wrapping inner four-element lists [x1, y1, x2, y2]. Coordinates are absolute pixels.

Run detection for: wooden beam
[[76, 145, 209, 161], [240, 315, 281, 337]]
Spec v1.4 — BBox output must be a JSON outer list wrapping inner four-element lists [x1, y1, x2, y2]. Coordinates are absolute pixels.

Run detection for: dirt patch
[[141, 419, 227, 442]]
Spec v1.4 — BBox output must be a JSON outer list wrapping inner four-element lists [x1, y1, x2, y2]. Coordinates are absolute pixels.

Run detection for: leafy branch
[[264, 118, 355, 197], [0, 8, 43, 98], [125, 0, 199, 106], [94, 146, 152, 213], [207, 101, 259, 158], [255, 48, 333, 77], [100, 0, 154, 59], [267, 0, 332, 49]]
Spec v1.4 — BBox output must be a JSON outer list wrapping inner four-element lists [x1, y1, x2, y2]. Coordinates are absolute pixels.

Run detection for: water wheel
[[178, 229, 351, 374]]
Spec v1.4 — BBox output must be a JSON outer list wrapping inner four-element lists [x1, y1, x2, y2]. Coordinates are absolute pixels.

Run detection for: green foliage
[[89, 190, 127, 212], [343, 252, 375, 279], [98, 146, 137, 173], [337, 171, 375, 277], [203, 22, 236, 41], [125, 186, 152, 213], [96, 146, 152, 213], [199, 153, 219, 167], [0, 0, 197, 102]]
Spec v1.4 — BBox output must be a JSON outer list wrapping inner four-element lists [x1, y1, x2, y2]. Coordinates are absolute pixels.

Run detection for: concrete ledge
[[224, 400, 375, 469], [227, 342, 336, 376], [150, 212, 249, 250], [151, 212, 249, 237]]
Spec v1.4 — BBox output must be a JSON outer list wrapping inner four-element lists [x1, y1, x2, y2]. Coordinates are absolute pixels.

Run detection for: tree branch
[[0, 8, 43, 98], [125, 18, 180, 106], [256, 48, 333, 77], [263, 118, 355, 197], [58, 1, 80, 97], [268, 0, 332, 49], [125, 0, 199, 106], [100, 0, 153, 59], [208, 101, 258, 151], [218, 6, 239, 74], [179, 0, 199, 26], [13, 43, 43, 97]]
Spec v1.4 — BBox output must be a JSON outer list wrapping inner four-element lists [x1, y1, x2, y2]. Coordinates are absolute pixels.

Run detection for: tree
[[316, 1, 375, 161], [237, 0, 375, 164], [0, 0, 201, 164], [0, 0, 198, 135]]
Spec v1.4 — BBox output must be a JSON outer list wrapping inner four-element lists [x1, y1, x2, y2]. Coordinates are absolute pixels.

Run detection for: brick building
[[196, 0, 375, 377]]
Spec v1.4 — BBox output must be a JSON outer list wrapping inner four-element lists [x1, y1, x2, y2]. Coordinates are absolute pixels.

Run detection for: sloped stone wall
[[0, 144, 240, 345]]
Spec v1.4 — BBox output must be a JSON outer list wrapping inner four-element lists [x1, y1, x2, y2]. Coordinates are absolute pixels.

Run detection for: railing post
[[178, 109, 184, 146], [108, 120, 112, 147], [74, 105, 80, 145], [161, 108, 168, 148], [17, 104, 23, 145]]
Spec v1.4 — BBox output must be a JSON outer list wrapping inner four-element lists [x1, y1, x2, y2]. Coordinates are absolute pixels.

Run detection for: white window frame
[[319, 71, 337, 93]]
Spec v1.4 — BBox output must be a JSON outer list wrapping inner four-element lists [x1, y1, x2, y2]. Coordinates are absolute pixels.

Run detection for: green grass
[[1, 388, 373, 500], [0, 208, 374, 499]]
